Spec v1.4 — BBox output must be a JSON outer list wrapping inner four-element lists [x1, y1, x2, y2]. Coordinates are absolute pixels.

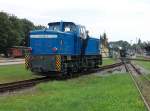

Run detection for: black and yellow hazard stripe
[[25, 55, 30, 69], [55, 55, 61, 71]]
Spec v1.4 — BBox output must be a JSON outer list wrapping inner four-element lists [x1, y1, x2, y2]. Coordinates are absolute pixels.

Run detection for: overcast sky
[[0, 0, 150, 43]]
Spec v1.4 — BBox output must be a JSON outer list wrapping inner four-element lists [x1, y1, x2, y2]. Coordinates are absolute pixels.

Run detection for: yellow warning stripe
[[55, 55, 61, 71], [25, 55, 30, 69]]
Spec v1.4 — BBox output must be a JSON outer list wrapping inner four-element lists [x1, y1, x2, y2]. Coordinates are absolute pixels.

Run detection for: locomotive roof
[[48, 22, 76, 26], [48, 21, 84, 27]]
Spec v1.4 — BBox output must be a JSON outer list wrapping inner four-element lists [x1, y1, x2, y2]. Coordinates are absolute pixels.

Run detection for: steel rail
[[131, 63, 150, 82], [97, 62, 124, 71], [126, 58, 150, 62], [130, 63, 142, 75], [0, 62, 124, 93], [0, 77, 50, 93], [125, 63, 150, 111]]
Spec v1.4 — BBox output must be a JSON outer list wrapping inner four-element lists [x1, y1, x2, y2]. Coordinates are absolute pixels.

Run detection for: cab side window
[[64, 26, 71, 32], [64, 24, 76, 32], [80, 27, 87, 39]]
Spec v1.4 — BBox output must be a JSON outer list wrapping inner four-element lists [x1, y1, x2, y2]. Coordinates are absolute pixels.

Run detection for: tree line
[[0, 11, 150, 57], [109, 39, 150, 54], [0, 12, 46, 56]]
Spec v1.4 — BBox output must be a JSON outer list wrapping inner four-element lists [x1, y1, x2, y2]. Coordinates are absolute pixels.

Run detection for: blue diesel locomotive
[[25, 21, 102, 76]]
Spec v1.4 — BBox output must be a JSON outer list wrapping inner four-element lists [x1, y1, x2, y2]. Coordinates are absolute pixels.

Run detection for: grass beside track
[[135, 60, 150, 71], [134, 59, 150, 81], [0, 74, 147, 111], [102, 58, 116, 66], [0, 64, 38, 83]]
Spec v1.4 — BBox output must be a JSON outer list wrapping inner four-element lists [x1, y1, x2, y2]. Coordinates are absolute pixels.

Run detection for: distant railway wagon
[[9, 46, 28, 58], [25, 21, 102, 77]]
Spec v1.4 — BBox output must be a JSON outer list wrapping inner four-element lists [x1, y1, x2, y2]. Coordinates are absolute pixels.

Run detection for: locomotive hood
[[29, 29, 76, 55], [30, 29, 75, 37]]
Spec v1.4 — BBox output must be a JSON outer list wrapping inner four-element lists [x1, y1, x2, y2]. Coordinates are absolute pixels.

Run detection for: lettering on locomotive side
[[30, 35, 58, 38]]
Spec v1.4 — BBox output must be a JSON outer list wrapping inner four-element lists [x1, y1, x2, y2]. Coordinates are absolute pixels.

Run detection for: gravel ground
[[0, 61, 25, 66], [93, 65, 127, 76], [0, 58, 24, 63], [0, 57, 24, 65]]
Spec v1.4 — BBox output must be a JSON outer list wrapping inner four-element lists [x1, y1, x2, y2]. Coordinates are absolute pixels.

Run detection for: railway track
[[98, 62, 124, 71], [121, 57, 150, 62], [124, 62, 150, 111], [0, 62, 124, 93], [0, 77, 51, 93]]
